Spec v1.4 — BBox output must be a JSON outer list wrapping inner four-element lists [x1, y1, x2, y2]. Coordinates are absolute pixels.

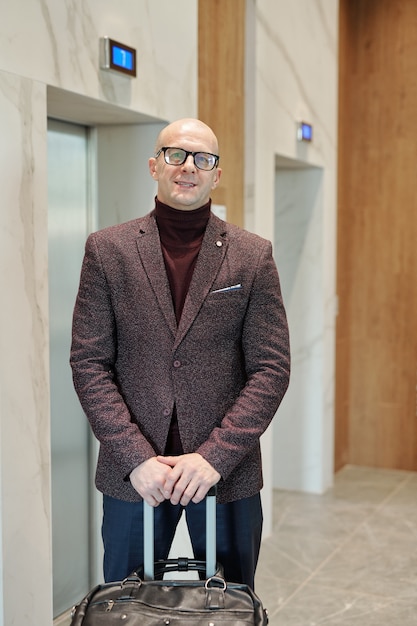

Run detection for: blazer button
[[173, 360, 181, 368], [163, 408, 171, 416]]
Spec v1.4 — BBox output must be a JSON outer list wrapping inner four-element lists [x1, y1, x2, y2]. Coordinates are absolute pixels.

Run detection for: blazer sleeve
[[196, 239, 290, 480], [70, 233, 156, 476]]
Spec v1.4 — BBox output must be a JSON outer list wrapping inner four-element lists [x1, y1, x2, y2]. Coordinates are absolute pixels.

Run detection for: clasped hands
[[130, 453, 221, 508]]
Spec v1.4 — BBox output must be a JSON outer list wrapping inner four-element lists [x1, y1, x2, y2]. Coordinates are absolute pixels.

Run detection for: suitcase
[[70, 487, 269, 624]]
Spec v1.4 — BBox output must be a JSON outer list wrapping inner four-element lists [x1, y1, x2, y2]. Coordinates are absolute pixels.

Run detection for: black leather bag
[[70, 490, 268, 625], [70, 569, 268, 624]]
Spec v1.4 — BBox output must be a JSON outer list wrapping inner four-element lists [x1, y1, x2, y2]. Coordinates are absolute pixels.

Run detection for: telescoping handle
[[143, 486, 217, 580]]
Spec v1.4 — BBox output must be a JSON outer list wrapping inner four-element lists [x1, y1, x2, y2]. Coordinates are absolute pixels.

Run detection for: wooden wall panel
[[336, 0, 417, 471], [198, 0, 245, 227]]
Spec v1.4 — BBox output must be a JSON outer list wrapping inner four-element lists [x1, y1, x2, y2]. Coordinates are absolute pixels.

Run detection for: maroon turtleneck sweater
[[154, 198, 211, 454]]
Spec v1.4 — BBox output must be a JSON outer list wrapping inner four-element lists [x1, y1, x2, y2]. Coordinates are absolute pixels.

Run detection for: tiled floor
[[255, 465, 417, 625]]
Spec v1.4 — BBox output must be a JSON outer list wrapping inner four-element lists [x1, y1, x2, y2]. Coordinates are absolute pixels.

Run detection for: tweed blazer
[[70, 210, 290, 503]]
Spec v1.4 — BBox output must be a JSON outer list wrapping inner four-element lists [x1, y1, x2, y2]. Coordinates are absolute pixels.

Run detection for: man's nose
[[182, 154, 196, 170]]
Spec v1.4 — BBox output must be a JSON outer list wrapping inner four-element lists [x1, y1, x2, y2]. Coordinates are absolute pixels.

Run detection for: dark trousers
[[102, 493, 263, 589]]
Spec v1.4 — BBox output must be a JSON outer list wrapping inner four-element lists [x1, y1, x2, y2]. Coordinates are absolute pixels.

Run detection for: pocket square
[[211, 283, 242, 294]]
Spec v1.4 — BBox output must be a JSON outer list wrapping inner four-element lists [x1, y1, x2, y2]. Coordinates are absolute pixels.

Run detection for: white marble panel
[[252, 0, 339, 494], [0, 0, 198, 122], [0, 71, 52, 625], [256, 0, 338, 165]]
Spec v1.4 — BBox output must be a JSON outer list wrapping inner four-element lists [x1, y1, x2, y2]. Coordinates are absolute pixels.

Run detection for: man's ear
[[149, 157, 158, 179], [212, 167, 222, 189]]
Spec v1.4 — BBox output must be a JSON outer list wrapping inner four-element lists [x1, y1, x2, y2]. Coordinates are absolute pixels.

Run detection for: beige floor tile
[[255, 466, 417, 626]]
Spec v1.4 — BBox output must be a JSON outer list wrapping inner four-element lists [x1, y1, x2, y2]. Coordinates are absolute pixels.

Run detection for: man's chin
[[170, 194, 201, 211]]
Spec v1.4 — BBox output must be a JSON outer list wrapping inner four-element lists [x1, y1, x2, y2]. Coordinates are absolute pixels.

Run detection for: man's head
[[149, 118, 222, 211]]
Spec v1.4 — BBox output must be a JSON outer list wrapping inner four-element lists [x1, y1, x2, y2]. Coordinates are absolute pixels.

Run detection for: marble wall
[[249, 0, 339, 499], [0, 1, 197, 121], [0, 1, 339, 623], [0, 73, 50, 626]]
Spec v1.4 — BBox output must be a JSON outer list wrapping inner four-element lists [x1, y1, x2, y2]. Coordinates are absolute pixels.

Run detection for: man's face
[[149, 120, 222, 211]]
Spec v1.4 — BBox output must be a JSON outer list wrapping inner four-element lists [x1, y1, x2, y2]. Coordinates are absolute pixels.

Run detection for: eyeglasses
[[155, 147, 219, 171]]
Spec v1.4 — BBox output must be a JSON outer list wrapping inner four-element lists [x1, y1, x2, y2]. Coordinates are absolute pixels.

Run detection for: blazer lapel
[[135, 215, 177, 337], [174, 214, 228, 349]]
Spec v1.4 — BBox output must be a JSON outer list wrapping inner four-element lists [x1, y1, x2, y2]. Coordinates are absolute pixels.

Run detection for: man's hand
[[129, 457, 173, 507], [157, 453, 220, 506]]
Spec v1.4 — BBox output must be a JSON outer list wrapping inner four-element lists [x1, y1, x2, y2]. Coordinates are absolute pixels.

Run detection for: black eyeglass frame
[[155, 146, 220, 171]]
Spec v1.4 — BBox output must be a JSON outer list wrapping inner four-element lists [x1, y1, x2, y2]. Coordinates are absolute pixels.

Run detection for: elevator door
[[48, 119, 92, 617]]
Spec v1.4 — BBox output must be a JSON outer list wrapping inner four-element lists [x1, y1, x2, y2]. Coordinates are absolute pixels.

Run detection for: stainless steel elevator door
[[48, 119, 92, 617]]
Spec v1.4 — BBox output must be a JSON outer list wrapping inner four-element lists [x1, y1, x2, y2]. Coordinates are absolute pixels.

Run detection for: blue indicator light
[[297, 122, 313, 142], [101, 37, 136, 76], [301, 123, 312, 141], [112, 45, 134, 71]]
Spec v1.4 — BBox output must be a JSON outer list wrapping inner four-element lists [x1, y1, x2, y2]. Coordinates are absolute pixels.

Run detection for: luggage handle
[[143, 485, 217, 581]]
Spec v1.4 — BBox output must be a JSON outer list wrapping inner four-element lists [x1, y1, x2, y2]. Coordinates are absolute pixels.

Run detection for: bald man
[[70, 118, 290, 588]]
